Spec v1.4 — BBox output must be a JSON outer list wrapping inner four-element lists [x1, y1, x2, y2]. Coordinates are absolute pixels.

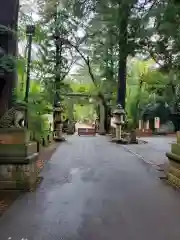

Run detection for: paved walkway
[[1, 136, 180, 239], [140, 136, 176, 152], [123, 136, 176, 168]]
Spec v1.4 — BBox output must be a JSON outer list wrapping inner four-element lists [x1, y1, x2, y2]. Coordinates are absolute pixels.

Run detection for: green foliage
[[16, 74, 52, 142], [16, 1, 77, 142], [74, 104, 96, 121], [16, 0, 180, 131], [125, 58, 180, 126], [0, 55, 16, 73]]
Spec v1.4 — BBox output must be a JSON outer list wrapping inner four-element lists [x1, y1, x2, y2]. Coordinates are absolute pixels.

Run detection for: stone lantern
[[113, 104, 125, 143], [53, 101, 65, 141]]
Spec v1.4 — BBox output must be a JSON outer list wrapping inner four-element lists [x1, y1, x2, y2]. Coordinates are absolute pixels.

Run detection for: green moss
[[171, 143, 180, 156]]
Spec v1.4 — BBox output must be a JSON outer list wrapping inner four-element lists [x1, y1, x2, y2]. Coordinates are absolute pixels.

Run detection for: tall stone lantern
[[113, 104, 125, 143], [53, 101, 65, 141]]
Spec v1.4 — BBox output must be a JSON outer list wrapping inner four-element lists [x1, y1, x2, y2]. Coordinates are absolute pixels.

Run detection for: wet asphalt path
[[1, 135, 180, 239]]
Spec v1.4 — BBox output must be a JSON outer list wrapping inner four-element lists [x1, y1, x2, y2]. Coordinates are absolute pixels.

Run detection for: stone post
[[145, 120, 149, 130], [154, 117, 160, 131], [139, 120, 142, 130], [0, 0, 19, 116]]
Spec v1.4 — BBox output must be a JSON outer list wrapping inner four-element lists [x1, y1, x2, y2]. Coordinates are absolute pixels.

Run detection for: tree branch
[[59, 37, 97, 87]]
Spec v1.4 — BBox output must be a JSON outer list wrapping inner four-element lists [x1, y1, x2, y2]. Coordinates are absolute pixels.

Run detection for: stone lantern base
[[53, 104, 66, 142], [0, 128, 39, 190], [54, 123, 65, 141], [112, 104, 126, 144], [111, 138, 128, 144], [111, 122, 128, 144], [111, 104, 138, 144]]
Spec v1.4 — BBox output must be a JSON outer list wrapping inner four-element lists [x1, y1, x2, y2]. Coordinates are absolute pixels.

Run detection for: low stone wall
[[110, 126, 116, 137]]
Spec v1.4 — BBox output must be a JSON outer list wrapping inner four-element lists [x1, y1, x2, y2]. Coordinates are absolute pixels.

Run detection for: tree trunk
[[117, 57, 127, 108], [99, 101, 105, 134], [104, 105, 111, 133], [117, 3, 130, 109], [135, 80, 143, 125]]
